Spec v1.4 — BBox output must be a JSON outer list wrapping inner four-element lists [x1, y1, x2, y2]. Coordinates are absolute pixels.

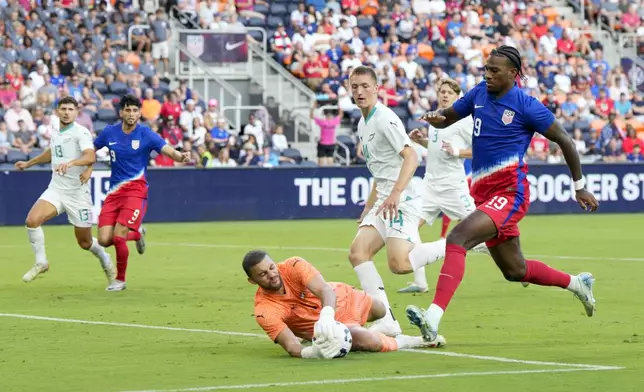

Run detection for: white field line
[[119, 368, 617, 392], [0, 313, 623, 372], [147, 241, 644, 263], [1, 241, 643, 262]]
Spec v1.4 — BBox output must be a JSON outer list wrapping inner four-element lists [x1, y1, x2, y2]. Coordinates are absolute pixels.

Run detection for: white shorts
[[359, 197, 422, 244], [152, 41, 169, 59], [421, 180, 475, 226], [39, 187, 93, 228]]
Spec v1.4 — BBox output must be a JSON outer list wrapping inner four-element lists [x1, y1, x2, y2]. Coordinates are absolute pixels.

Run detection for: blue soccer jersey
[[452, 81, 555, 199], [94, 123, 166, 198]]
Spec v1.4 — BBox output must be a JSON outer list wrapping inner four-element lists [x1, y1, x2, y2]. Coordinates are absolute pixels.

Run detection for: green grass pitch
[[0, 215, 642, 392]]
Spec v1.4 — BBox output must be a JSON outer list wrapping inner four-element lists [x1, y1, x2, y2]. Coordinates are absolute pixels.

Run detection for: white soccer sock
[[426, 303, 445, 331], [408, 238, 446, 271], [566, 275, 581, 293], [354, 261, 394, 322], [412, 267, 428, 288], [27, 226, 48, 266], [88, 237, 110, 268], [395, 334, 426, 349]]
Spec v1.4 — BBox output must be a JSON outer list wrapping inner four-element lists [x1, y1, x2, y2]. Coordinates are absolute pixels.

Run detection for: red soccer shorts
[[98, 194, 148, 231], [474, 188, 530, 248]]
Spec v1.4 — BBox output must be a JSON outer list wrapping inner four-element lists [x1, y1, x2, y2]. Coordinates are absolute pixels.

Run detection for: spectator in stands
[[240, 143, 260, 166], [192, 117, 207, 147], [151, 8, 171, 75], [204, 99, 221, 124], [311, 101, 340, 166], [162, 115, 184, 151], [572, 128, 587, 155], [244, 112, 264, 149], [627, 144, 644, 162], [271, 124, 289, 153], [261, 145, 296, 167], [142, 88, 162, 122], [160, 92, 182, 121], [211, 147, 237, 168], [622, 125, 643, 155], [586, 129, 602, 156], [12, 119, 36, 154], [4, 100, 35, 133], [615, 92, 633, 118], [0, 79, 17, 108], [0, 121, 11, 155], [37, 113, 54, 149], [599, 113, 624, 151], [603, 137, 626, 162], [528, 133, 550, 161], [179, 99, 203, 139], [196, 143, 213, 168]]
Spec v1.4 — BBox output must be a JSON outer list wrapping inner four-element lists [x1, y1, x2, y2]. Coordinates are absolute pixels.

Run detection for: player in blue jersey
[[95, 95, 189, 291], [405, 46, 600, 342]]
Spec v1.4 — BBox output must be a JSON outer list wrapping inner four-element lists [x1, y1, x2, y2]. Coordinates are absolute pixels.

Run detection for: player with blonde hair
[[347, 65, 447, 340]]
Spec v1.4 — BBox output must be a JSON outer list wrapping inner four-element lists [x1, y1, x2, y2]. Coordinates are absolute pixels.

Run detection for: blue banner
[[1, 164, 643, 226]]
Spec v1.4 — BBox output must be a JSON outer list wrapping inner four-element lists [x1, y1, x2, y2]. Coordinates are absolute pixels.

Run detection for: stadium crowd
[[1, 0, 644, 169]]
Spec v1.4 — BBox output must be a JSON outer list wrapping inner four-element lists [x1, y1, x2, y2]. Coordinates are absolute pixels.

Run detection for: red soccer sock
[[113, 236, 129, 282], [440, 215, 451, 239], [432, 244, 466, 310], [126, 231, 141, 242], [521, 259, 571, 288]]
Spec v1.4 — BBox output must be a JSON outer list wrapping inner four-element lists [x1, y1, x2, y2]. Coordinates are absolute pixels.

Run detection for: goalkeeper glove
[[313, 306, 336, 342]]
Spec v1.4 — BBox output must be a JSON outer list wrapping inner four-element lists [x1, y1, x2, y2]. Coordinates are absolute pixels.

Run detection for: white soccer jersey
[[49, 122, 94, 192], [357, 102, 419, 201], [424, 115, 474, 189]]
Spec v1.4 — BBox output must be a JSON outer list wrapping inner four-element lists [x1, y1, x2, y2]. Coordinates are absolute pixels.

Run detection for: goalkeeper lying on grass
[[243, 250, 446, 359]]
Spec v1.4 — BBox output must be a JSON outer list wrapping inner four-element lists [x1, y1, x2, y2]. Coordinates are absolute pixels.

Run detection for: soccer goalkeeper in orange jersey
[[243, 250, 446, 359]]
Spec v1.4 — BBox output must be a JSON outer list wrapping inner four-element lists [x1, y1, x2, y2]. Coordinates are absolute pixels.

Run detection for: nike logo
[[475, 105, 484, 109], [109, 142, 117, 145], [225, 41, 245, 50]]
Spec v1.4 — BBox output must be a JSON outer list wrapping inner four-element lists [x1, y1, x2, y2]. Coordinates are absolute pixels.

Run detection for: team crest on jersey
[[131, 140, 140, 150], [502, 110, 515, 125]]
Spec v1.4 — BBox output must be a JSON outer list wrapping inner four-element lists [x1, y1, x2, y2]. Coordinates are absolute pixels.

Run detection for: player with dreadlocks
[[405, 46, 600, 343]]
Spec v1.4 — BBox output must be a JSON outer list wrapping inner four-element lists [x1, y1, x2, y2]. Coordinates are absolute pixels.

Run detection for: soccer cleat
[[405, 304, 438, 342], [135, 226, 146, 255], [105, 280, 127, 291], [573, 272, 596, 317], [521, 282, 530, 288], [398, 283, 429, 293], [22, 263, 50, 282], [368, 319, 402, 337], [421, 334, 446, 348]]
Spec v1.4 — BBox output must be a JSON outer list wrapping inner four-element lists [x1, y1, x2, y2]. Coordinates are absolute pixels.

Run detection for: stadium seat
[[97, 109, 119, 122], [299, 160, 317, 167], [255, 3, 269, 14], [109, 81, 128, 94], [279, 161, 297, 167], [6, 150, 28, 163], [574, 119, 591, 133], [287, 3, 298, 13], [267, 16, 283, 29], [392, 106, 410, 124], [359, 31, 369, 41], [94, 120, 110, 133], [281, 148, 302, 163], [0, 153, 6, 163], [248, 30, 264, 44], [270, 4, 287, 16], [29, 148, 43, 159], [94, 81, 108, 94], [357, 18, 373, 29], [247, 17, 265, 27], [336, 134, 355, 157], [448, 57, 464, 67]]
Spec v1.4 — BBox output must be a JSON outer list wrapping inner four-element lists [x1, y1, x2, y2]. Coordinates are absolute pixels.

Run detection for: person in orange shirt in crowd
[[243, 250, 445, 359]]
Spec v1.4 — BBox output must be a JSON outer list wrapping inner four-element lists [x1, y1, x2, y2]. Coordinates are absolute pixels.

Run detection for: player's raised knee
[[501, 265, 527, 282], [77, 237, 93, 250], [348, 246, 369, 266], [387, 258, 412, 274], [98, 235, 113, 248], [25, 215, 42, 229]]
